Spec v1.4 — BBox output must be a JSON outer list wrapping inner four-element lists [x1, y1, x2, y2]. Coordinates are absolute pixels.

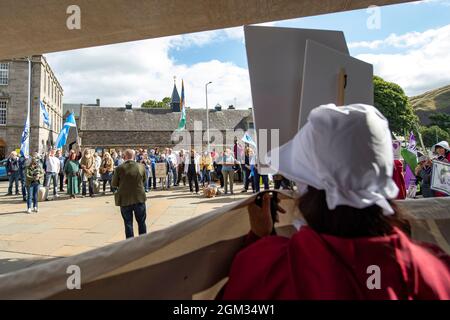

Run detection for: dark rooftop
[[80, 106, 253, 131]]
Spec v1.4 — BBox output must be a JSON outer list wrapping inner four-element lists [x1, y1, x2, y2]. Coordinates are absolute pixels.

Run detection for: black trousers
[[243, 166, 254, 191], [187, 171, 199, 193], [177, 164, 186, 185], [59, 173, 65, 191], [151, 166, 157, 189], [120, 203, 147, 239], [215, 165, 224, 188], [103, 179, 112, 192], [82, 177, 94, 196]]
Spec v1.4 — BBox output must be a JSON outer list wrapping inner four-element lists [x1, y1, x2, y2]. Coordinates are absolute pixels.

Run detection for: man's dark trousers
[[8, 171, 19, 194], [120, 203, 147, 238]]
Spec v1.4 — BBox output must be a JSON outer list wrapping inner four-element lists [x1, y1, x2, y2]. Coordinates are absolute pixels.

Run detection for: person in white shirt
[[93, 152, 102, 180], [44, 148, 61, 199], [167, 148, 178, 187], [184, 149, 201, 193]]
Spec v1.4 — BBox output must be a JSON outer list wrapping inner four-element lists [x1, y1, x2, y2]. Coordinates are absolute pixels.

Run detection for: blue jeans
[[20, 172, 27, 200], [253, 171, 270, 193], [201, 168, 211, 186], [8, 171, 20, 194], [169, 167, 177, 186], [44, 172, 58, 196], [27, 182, 40, 209], [120, 203, 147, 238], [144, 168, 151, 192]]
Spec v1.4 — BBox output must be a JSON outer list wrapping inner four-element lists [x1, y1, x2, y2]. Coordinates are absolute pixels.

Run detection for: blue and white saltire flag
[[241, 132, 257, 147], [55, 112, 77, 149], [40, 101, 51, 127], [20, 116, 30, 157], [64, 112, 77, 128]]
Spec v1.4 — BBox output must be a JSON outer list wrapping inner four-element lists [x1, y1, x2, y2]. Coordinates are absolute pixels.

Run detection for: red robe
[[393, 160, 406, 199], [221, 227, 450, 300]]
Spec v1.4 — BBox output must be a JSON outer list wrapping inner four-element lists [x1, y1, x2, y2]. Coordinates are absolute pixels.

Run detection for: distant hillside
[[410, 85, 450, 125]]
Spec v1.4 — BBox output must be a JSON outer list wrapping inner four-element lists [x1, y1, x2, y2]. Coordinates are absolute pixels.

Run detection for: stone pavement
[[0, 180, 251, 275]]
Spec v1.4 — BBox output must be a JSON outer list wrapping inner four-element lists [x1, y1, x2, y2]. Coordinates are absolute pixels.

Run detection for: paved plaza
[[0, 181, 251, 275]]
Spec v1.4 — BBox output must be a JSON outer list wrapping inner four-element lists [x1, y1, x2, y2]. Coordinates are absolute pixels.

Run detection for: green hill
[[410, 85, 450, 125]]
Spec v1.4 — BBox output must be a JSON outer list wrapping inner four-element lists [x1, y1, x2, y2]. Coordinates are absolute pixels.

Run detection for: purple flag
[[405, 165, 415, 188]]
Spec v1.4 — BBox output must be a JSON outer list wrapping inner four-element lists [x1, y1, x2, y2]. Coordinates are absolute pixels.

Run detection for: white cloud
[[47, 21, 281, 109], [349, 26, 448, 50], [412, 0, 450, 6], [46, 31, 252, 109], [355, 24, 450, 96]]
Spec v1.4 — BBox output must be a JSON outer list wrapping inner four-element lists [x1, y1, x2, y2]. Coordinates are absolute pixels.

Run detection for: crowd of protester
[[5, 139, 448, 214], [4, 141, 295, 213]]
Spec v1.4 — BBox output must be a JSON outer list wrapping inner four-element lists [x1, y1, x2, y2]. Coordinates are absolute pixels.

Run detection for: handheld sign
[[431, 160, 450, 195], [245, 25, 349, 174], [155, 163, 167, 178], [298, 40, 373, 130]]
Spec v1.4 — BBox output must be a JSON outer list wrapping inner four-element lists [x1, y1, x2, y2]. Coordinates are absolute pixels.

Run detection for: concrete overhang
[[0, 0, 415, 60]]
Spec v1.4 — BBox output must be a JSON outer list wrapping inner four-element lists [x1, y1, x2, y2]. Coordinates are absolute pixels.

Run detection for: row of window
[[0, 99, 61, 131], [0, 63, 8, 85], [0, 100, 6, 125], [44, 102, 62, 132], [43, 67, 62, 111], [0, 62, 62, 111]]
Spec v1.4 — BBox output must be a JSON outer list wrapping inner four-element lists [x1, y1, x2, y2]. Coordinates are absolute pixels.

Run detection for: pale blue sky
[[170, 0, 450, 68]]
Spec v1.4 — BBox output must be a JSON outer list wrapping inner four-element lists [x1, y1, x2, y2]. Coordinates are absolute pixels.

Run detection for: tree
[[373, 76, 419, 135], [162, 97, 171, 107], [420, 125, 450, 148], [141, 97, 171, 109], [429, 112, 450, 131]]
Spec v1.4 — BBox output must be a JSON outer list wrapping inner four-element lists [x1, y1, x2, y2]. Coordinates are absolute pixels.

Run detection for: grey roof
[[80, 106, 253, 131], [63, 103, 82, 118], [171, 84, 180, 104]]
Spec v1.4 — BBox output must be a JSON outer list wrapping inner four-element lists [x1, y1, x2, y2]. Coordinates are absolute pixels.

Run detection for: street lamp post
[[205, 81, 212, 152]]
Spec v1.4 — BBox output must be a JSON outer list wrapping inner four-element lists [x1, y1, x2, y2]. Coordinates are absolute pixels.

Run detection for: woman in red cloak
[[220, 104, 450, 300]]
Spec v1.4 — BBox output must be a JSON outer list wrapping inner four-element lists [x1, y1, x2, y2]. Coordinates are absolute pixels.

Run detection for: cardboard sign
[[155, 163, 167, 178], [245, 26, 349, 147], [392, 140, 402, 160], [245, 26, 349, 174], [298, 40, 373, 130], [431, 160, 450, 195]]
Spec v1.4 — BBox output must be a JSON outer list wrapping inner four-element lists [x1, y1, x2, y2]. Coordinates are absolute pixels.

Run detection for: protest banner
[[431, 160, 450, 195]]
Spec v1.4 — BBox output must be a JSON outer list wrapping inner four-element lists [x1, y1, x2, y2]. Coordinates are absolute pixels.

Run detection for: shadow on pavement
[[0, 256, 61, 276]]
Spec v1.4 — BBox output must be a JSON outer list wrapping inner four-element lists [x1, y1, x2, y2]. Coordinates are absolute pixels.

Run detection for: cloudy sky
[[46, 0, 450, 109]]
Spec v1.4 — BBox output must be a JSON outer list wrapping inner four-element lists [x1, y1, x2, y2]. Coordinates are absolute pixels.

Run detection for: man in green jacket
[[112, 149, 148, 238]]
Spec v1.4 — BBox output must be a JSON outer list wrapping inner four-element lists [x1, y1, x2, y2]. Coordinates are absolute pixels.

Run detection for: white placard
[[245, 26, 349, 174], [299, 40, 373, 130], [431, 160, 450, 195]]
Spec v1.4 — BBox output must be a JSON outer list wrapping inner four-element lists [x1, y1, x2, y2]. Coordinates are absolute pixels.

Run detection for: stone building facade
[[0, 56, 63, 159], [78, 105, 254, 152]]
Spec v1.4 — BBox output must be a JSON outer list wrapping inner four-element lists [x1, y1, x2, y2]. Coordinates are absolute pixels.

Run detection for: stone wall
[[0, 57, 63, 158], [80, 129, 247, 151]]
